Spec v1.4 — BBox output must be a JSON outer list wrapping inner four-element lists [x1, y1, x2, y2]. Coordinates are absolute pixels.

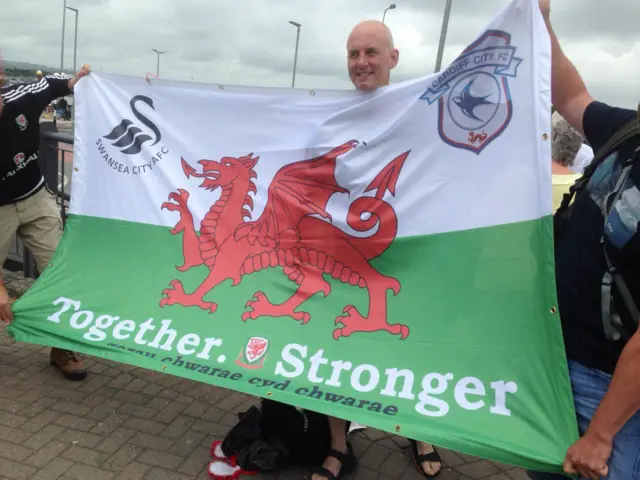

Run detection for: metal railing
[[5, 121, 73, 278]]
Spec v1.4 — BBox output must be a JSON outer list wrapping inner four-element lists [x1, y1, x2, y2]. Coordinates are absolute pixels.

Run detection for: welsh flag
[[10, 0, 578, 472]]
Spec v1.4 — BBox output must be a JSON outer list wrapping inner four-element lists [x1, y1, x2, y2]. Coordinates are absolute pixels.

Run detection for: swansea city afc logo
[[420, 30, 523, 154]]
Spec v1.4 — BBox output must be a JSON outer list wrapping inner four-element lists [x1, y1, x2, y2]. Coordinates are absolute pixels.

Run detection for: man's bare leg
[[416, 441, 442, 476], [312, 416, 349, 480], [0, 276, 14, 324]]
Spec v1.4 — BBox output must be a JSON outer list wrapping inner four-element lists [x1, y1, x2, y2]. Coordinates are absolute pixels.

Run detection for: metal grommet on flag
[[218, 85, 225, 90], [74, 167, 79, 172], [394, 425, 401, 433], [309, 90, 316, 96], [542, 133, 549, 140], [550, 306, 557, 314]]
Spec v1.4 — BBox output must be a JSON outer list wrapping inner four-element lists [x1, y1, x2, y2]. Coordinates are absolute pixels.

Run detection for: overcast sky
[[3, 0, 638, 108]]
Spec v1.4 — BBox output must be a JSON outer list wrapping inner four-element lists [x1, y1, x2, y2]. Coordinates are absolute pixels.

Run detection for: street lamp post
[[152, 49, 164, 77], [60, 1, 79, 72], [60, 0, 67, 71], [434, 0, 453, 73], [289, 21, 301, 88], [382, 4, 396, 24], [66, 6, 79, 72]]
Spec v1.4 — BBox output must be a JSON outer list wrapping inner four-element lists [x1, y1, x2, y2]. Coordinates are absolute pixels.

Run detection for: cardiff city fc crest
[[236, 336, 269, 369], [420, 30, 523, 154]]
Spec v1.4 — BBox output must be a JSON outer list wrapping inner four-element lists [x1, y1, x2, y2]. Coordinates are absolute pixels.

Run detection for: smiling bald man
[[346, 20, 399, 91], [309, 20, 443, 480]]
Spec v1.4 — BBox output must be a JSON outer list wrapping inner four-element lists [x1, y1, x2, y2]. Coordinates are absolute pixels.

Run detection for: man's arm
[[67, 64, 91, 92], [539, 1, 593, 136], [2, 75, 71, 114], [562, 329, 640, 479], [2, 65, 90, 114]]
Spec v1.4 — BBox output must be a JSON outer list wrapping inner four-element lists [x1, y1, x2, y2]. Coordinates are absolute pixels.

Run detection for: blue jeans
[[528, 360, 640, 479]]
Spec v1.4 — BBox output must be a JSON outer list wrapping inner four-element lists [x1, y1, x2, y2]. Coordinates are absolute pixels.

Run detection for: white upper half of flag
[[71, 0, 551, 238]]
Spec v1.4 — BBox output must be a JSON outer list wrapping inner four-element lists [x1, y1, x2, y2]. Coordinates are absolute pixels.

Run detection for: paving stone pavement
[[0, 270, 529, 480]]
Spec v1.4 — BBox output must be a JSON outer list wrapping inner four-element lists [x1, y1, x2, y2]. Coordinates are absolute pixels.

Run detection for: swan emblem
[[103, 95, 162, 155]]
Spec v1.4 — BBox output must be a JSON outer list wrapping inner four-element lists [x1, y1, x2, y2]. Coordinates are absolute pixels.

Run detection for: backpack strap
[[554, 114, 640, 341], [600, 147, 640, 340]]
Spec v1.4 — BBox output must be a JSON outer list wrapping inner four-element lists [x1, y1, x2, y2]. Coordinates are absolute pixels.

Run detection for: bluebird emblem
[[453, 80, 495, 122], [419, 30, 523, 154]]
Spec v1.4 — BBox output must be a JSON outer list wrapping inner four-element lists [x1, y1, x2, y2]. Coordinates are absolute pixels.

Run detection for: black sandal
[[409, 440, 442, 478], [311, 442, 357, 480]]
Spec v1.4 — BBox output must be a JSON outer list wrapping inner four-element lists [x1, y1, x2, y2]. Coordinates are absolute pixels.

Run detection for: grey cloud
[[1, 0, 638, 108], [549, 0, 639, 41]]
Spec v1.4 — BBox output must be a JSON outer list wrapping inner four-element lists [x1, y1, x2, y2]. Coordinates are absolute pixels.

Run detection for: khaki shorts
[[0, 187, 63, 274]]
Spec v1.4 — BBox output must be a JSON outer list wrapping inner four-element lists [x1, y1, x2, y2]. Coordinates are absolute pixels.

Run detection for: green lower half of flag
[[10, 214, 578, 472]]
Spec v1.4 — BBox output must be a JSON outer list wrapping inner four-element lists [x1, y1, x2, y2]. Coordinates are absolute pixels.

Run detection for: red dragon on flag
[[159, 140, 411, 340]]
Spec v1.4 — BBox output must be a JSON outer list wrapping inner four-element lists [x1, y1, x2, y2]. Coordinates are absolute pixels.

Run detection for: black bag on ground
[[260, 398, 334, 468], [220, 399, 349, 471]]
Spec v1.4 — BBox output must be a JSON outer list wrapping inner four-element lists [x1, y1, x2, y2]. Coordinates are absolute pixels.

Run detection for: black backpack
[[554, 112, 640, 342]]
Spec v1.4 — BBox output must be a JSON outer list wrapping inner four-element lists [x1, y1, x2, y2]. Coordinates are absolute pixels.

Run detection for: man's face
[[347, 23, 399, 91]]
